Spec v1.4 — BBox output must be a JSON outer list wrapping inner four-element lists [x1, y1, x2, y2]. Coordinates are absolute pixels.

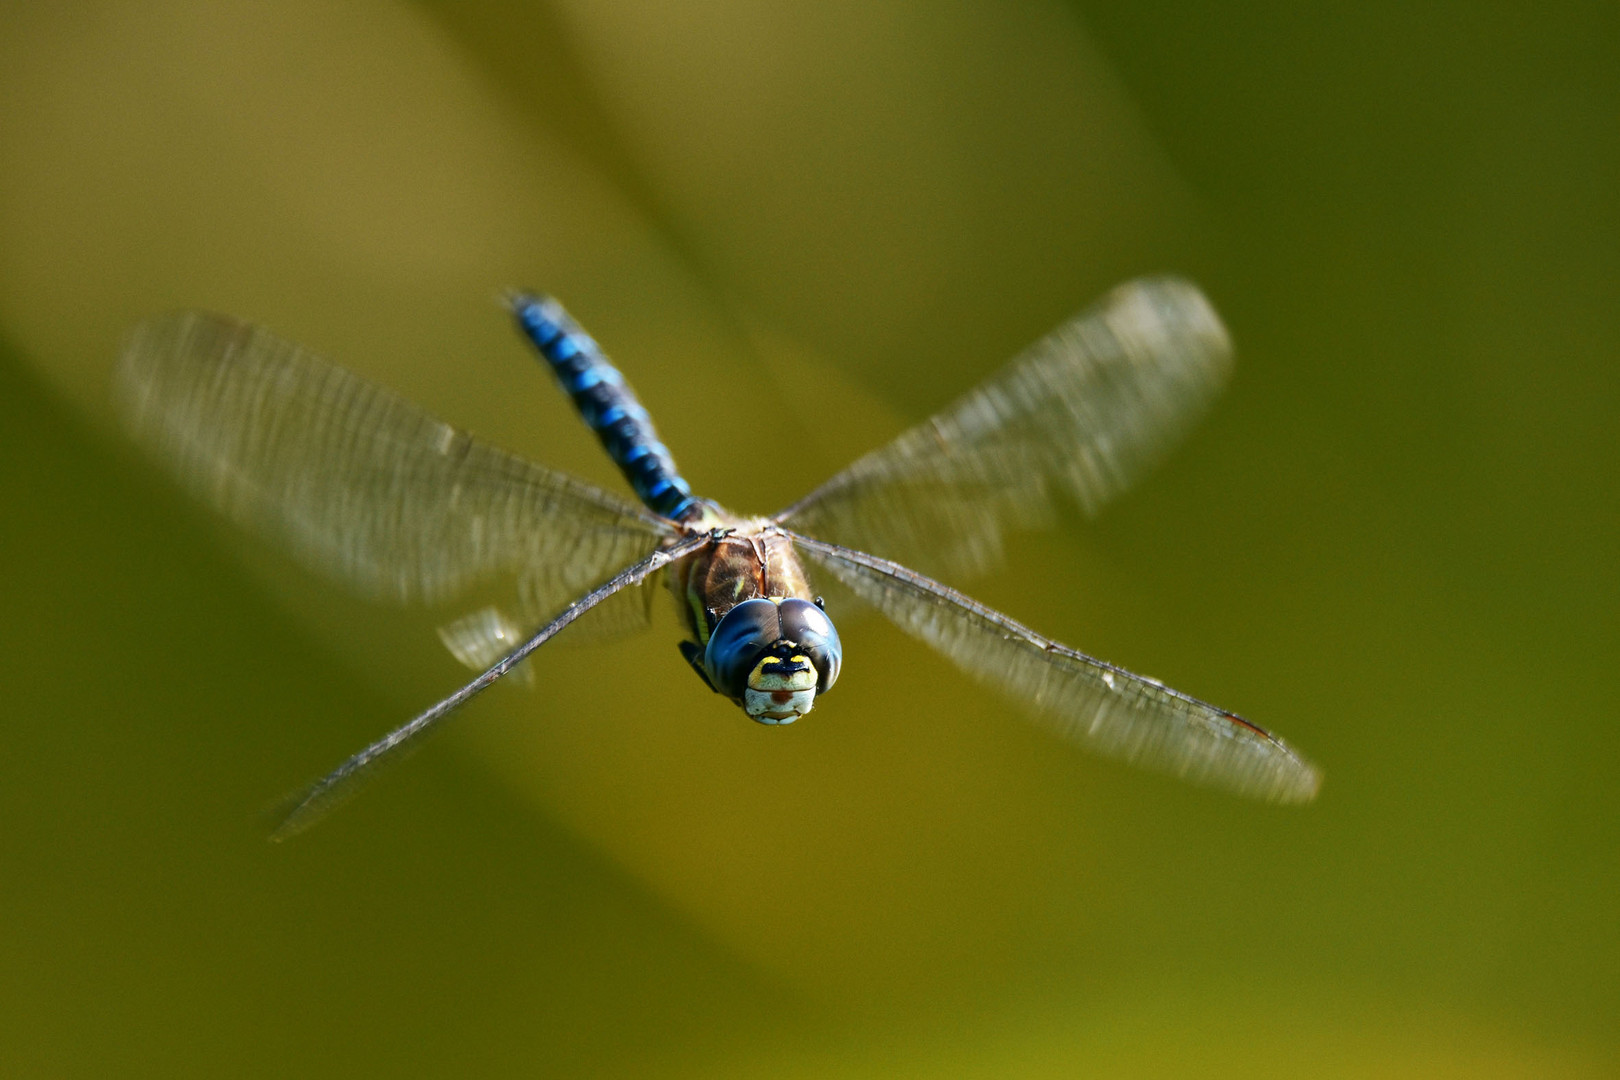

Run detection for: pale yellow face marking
[[746, 654, 816, 693]]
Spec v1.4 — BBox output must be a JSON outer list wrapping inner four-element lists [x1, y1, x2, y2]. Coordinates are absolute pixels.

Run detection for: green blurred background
[[1, 1, 1615, 1076]]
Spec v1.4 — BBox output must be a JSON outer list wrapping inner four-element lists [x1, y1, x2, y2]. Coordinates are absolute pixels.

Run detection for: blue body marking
[[511, 295, 700, 521]]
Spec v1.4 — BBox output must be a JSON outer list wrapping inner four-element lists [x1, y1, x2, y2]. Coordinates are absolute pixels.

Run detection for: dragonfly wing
[[437, 607, 538, 685], [519, 561, 656, 646], [789, 532, 1320, 804], [777, 278, 1233, 582], [436, 575, 656, 680], [117, 311, 673, 617], [271, 531, 712, 839]]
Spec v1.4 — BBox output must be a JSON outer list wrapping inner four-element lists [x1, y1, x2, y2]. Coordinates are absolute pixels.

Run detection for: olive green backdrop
[[0, 2, 1614, 1076]]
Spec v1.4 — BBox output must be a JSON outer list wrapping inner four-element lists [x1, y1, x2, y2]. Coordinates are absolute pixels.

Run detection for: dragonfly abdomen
[[512, 294, 699, 521]]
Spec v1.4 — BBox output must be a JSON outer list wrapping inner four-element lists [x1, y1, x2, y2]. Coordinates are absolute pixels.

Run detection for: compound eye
[[703, 599, 782, 699], [777, 598, 842, 693]]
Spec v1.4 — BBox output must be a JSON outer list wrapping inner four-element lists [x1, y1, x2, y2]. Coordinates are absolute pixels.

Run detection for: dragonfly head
[[703, 597, 842, 724]]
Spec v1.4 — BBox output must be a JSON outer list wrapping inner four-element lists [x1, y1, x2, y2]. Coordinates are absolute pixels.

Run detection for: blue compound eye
[[703, 599, 782, 700], [778, 598, 841, 693]]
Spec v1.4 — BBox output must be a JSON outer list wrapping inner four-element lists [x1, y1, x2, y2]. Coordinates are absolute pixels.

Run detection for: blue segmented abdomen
[[511, 294, 700, 521]]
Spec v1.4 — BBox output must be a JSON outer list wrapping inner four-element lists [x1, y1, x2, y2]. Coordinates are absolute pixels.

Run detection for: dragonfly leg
[[678, 640, 719, 693]]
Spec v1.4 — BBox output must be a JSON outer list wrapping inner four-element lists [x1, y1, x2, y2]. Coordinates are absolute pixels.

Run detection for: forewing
[[117, 311, 671, 616], [778, 278, 1233, 582], [271, 532, 712, 839], [790, 532, 1320, 804]]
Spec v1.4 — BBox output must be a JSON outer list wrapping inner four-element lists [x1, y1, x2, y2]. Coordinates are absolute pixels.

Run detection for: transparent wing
[[436, 577, 655, 681], [777, 278, 1233, 582], [270, 532, 712, 839], [789, 531, 1320, 804], [117, 311, 673, 618], [437, 607, 538, 685], [518, 562, 656, 647]]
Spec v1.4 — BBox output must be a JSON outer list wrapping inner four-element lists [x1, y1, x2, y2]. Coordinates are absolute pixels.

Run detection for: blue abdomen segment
[[511, 294, 700, 521]]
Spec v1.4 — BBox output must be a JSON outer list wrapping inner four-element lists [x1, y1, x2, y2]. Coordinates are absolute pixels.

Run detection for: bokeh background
[[1, 2, 1616, 1076]]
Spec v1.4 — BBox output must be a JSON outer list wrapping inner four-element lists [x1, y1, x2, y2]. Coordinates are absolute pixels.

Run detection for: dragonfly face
[[116, 277, 1323, 839], [703, 597, 842, 724]]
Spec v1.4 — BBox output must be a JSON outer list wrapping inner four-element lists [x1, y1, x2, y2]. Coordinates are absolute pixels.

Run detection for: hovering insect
[[117, 278, 1320, 838]]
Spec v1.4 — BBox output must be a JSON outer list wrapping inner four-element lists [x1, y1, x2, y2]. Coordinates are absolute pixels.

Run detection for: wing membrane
[[271, 532, 712, 839], [778, 278, 1233, 582], [789, 531, 1320, 804], [117, 311, 672, 616]]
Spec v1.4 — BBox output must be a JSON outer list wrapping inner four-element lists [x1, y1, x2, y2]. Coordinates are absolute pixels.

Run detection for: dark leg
[[677, 640, 718, 693]]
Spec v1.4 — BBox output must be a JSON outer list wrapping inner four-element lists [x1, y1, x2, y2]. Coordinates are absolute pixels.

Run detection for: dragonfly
[[116, 278, 1320, 838]]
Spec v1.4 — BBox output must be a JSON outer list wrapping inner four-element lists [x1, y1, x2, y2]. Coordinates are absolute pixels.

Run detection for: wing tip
[[1220, 710, 1323, 805], [1247, 741, 1323, 806], [1106, 275, 1234, 369], [263, 770, 362, 842], [1272, 762, 1324, 805], [262, 786, 324, 843]]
